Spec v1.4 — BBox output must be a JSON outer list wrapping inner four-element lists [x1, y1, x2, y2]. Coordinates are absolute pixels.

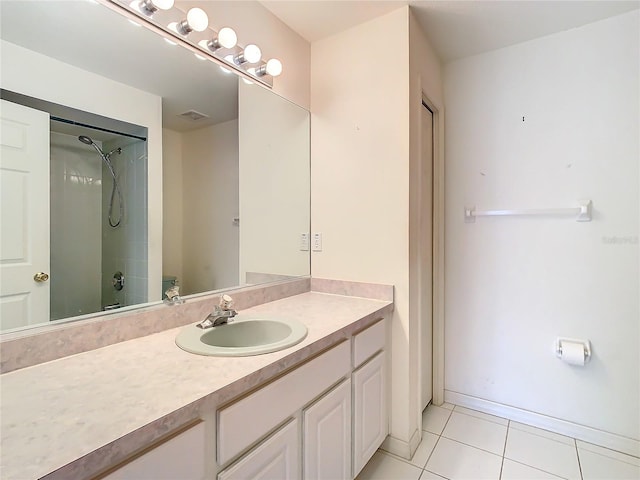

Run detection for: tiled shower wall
[[101, 137, 148, 308], [49, 132, 102, 319]]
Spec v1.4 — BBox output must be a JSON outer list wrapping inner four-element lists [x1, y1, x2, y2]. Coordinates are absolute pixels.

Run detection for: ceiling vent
[[179, 110, 209, 121]]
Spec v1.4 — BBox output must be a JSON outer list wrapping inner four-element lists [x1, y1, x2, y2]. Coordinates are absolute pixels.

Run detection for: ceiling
[[260, 0, 640, 62]]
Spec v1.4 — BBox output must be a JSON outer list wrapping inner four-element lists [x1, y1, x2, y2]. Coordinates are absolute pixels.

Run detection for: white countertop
[[0, 292, 392, 480]]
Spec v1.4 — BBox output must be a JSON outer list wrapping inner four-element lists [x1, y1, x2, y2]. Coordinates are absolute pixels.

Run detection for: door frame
[[421, 92, 445, 407]]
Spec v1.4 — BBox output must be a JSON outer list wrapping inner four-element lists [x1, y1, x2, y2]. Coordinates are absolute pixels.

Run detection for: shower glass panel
[[49, 122, 147, 320]]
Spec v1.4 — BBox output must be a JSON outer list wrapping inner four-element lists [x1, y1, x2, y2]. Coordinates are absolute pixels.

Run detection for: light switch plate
[[312, 233, 322, 252], [300, 233, 310, 251]]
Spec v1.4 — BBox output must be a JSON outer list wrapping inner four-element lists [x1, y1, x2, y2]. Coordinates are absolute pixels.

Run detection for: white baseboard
[[445, 390, 640, 458], [381, 428, 422, 460]]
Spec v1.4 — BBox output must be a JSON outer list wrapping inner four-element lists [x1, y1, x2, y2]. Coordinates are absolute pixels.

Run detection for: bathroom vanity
[[0, 283, 393, 480]]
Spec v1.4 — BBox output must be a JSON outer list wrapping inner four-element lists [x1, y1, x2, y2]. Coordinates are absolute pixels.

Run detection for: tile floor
[[357, 403, 640, 480]]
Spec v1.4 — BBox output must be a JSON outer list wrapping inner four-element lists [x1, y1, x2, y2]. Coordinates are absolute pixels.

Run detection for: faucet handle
[[219, 294, 234, 310]]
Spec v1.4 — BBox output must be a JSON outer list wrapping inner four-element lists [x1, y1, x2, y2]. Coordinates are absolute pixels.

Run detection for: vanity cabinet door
[[353, 351, 387, 477], [303, 379, 351, 480], [218, 419, 299, 480]]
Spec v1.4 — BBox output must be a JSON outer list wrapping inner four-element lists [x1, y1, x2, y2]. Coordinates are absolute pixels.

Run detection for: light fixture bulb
[[137, 0, 173, 15], [255, 58, 283, 78], [266, 58, 283, 77], [177, 7, 208, 34], [243, 44, 262, 64], [186, 8, 208, 32], [217, 27, 237, 49], [207, 27, 237, 51], [152, 0, 173, 9]]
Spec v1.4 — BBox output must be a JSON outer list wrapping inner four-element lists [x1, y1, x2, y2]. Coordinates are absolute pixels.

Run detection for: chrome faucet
[[197, 294, 237, 329], [164, 285, 185, 305]]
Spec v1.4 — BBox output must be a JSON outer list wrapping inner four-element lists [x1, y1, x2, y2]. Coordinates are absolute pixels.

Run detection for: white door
[[0, 99, 50, 330], [303, 379, 351, 480], [420, 103, 434, 410]]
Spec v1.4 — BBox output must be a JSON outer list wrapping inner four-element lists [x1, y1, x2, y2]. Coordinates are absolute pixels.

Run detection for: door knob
[[34, 272, 49, 283]]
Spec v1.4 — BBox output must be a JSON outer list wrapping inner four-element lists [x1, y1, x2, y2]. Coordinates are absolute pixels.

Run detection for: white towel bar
[[464, 200, 592, 223]]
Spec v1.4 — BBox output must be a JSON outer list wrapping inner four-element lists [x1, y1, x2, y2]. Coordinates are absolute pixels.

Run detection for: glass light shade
[[186, 8, 208, 32], [243, 44, 262, 64], [266, 58, 283, 77], [217, 27, 237, 49], [152, 0, 173, 10]]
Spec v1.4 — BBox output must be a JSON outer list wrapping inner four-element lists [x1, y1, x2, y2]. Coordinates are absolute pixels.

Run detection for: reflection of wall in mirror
[[239, 81, 310, 281], [162, 129, 184, 296], [163, 121, 240, 296], [0, 40, 163, 308]]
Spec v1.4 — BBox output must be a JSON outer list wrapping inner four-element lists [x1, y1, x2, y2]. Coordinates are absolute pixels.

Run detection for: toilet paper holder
[[555, 337, 591, 363]]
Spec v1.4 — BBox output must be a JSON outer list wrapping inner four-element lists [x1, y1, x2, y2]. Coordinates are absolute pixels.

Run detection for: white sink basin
[[175, 318, 308, 356]]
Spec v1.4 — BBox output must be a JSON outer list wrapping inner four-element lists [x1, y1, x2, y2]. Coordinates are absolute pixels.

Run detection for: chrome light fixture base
[[103, 0, 276, 88]]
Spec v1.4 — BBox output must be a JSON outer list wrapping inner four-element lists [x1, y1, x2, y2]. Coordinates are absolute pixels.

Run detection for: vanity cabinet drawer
[[99, 422, 205, 480], [217, 341, 350, 465], [353, 319, 385, 368]]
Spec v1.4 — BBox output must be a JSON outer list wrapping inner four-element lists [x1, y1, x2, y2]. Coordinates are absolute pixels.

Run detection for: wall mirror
[[0, 0, 310, 333]]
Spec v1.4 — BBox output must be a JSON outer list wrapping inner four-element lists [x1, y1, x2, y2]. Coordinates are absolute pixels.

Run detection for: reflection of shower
[[78, 135, 123, 227]]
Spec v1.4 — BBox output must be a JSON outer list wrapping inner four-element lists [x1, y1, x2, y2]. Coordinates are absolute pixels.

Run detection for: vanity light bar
[[103, 0, 281, 88]]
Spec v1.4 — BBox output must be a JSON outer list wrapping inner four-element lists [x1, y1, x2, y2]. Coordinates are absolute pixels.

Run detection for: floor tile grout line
[[576, 445, 640, 467], [377, 447, 423, 469], [420, 406, 454, 475], [575, 438, 584, 480], [421, 432, 443, 472], [498, 420, 510, 480], [452, 403, 635, 461], [508, 423, 576, 448], [452, 405, 510, 427], [439, 434, 505, 458], [505, 458, 570, 480]]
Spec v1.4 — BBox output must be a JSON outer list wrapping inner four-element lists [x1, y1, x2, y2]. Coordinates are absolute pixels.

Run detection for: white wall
[[0, 40, 163, 303], [162, 129, 184, 292], [312, 7, 421, 455], [238, 81, 310, 282], [181, 120, 239, 295], [180, 0, 310, 109], [444, 10, 639, 448]]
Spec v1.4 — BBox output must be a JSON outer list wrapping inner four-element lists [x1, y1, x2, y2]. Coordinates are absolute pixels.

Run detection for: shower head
[[78, 135, 94, 145]]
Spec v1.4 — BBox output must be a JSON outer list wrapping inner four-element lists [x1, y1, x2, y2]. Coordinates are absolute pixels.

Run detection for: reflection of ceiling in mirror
[[0, 0, 238, 131]]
